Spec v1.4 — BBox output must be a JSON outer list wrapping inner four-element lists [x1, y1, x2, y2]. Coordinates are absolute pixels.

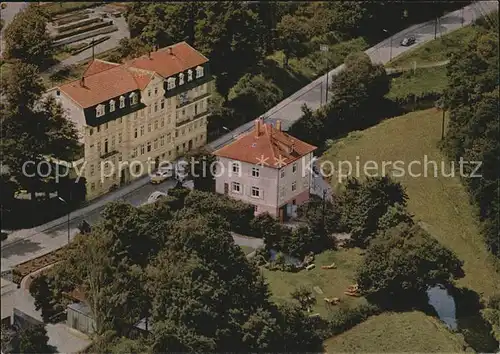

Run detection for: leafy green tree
[[184, 148, 216, 192], [339, 176, 408, 247], [297, 194, 342, 237], [291, 286, 316, 311], [377, 203, 414, 232], [29, 274, 58, 322], [284, 225, 326, 259], [288, 104, 327, 147], [1, 61, 80, 200], [356, 223, 464, 307], [276, 14, 309, 66], [4, 4, 52, 66], [16, 325, 52, 354]]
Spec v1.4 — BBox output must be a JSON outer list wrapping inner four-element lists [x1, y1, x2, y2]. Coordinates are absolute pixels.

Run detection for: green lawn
[[321, 108, 499, 298], [324, 311, 469, 353], [262, 249, 366, 317], [387, 25, 479, 68], [387, 66, 448, 99]]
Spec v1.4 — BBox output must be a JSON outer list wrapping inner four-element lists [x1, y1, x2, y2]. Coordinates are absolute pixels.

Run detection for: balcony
[[177, 92, 211, 108], [100, 150, 119, 160], [176, 111, 209, 128]]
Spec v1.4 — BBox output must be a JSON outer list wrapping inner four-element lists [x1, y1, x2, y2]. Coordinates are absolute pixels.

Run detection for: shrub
[[184, 190, 255, 234], [325, 303, 381, 338]]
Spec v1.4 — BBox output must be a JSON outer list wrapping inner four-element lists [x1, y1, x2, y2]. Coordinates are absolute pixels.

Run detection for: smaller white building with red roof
[[213, 118, 317, 221]]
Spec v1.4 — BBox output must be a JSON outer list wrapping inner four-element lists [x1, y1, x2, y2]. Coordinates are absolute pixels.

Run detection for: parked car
[[400, 35, 416, 46], [150, 166, 173, 184], [147, 191, 168, 204]]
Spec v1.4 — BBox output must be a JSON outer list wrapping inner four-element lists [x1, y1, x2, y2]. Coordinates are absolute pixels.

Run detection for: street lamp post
[[383, 29, 392, 62], [320, 44, 329, 103], [58, 197, 70, 245]]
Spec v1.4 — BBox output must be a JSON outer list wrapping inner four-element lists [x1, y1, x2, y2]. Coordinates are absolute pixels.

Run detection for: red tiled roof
[[214, 119, 317, 168], [58, 42, 208, 108], [125, 42, 208, 78], [82, 59, 120, 77]]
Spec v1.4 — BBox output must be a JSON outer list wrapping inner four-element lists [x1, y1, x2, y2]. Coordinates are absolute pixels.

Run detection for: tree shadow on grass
[[449, 286, 499, 353]]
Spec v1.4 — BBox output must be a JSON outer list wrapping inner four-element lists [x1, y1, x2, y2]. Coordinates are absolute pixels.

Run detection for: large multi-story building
[[213, 118, 317, 221], [49, 42, 213, 200]]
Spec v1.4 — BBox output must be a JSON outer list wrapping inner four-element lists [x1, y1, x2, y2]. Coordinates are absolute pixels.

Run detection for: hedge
[[46, 2, 102, 17], [324, 303, 382, 338], [53, 20, 113, 41], [56, 17, 102, 34]]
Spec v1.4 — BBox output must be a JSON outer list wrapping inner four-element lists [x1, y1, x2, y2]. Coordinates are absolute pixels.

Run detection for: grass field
[[321, 108, 499, 298], [324, 311, 469, 353], [387, 25, 479, 68], [262, 249, 367, 317], [387, 66, 448, 99]]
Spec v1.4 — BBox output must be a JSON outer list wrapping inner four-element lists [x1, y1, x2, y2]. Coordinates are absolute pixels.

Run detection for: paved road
[[1, 1, 497, 269], [0, 2, 28, 57], [208, 0, 498, 151]]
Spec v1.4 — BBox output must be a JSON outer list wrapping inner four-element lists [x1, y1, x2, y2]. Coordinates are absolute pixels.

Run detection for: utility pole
[[320, 44, 329, 103], [434, 18, 438, 39]]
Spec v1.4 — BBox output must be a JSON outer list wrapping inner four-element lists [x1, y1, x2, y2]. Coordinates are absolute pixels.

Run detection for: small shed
[[67, 302, 95, 335]]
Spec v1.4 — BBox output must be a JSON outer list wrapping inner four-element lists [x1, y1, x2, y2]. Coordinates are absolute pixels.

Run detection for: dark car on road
[[400, 35, 416, 46]]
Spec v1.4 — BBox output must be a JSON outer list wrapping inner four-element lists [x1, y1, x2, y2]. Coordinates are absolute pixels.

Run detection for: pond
[[427, 284, 457, 330], [269, 249, 302, 267]]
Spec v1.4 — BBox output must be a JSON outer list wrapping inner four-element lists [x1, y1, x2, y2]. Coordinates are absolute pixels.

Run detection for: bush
[[324, 303, 381, 338], [184, 190, 255, 234]]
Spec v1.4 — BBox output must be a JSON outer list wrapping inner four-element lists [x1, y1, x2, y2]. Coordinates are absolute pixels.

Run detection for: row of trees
[[30, 187, 324, 352], [441, 15, 499, 257]]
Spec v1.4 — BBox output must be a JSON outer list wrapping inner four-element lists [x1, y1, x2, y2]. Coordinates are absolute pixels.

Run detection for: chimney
[[80, 76, 85, 87], [289, 139, 295, 154], [276, 120, 281, 131], [255, 118, 262, 137], [168, 47, 173, 55]]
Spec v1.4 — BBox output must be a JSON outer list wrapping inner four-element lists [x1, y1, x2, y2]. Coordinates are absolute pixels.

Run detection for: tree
[[16, 325, 52, 354], [356, 223, 464, 307], [338, 176, 408, 247], [291, 286, 316, 312], [276, 14, 309, 66], [297, 194, 342, 237], [184, 148, 216, 192], [1, 61, 80, 200], [377, 203, 414, 232], [284, 225, 325, 259], [288, 104, 327, 147], [4, 4, 52, 66]]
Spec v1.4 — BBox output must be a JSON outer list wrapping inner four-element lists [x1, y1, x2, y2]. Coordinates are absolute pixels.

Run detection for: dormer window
[[167, 77, 176, 90], [179, 73, 184, 85], [119, 95, 125, 108], [129, 92, 138, 105], [196, 66, 204, 78], [96, 104, 105, 117], [109, 99, 116, 112], [188, 69, 193, 82]]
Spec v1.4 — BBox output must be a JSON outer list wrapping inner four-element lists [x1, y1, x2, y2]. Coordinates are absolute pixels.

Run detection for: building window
[[148, 123, 152, 133], [119, 96, 125, 108], [292, 181, 297, 191], [194, 103, 198, 116], [148, 106, 152, 115], [161, 119, 165, 128], [231, 182, 241, 194], [97, 142, 101, 153], [153, 139, 158, 149], [154, 120, 158, 130], [140, 125, 144, 136], [130, 92, 138, 105], [90, 164, 95, 176], [167, 78, 176, 90], [181, 128, 185, 136], [154, 87, 158, 96], [104, 139, 109, 154], [252, 167, 260, 178], [179, 73, 184, 85], [167, 133, 171, 142], [111, 136, 115, 149], [196, 66, 204, 78], [148, 89, 151, 97], [135, 164, 141, 174], [96, 104, 105, 117], [232, 162, 240, 174], [118, 132, 122, 143], [280, 187, 285, 198], [91, 183, 95, 191], [160, 135, 165, 146], [134, 128, 138, 139], [105, 122, 108, 130], [89, 128, 93, 136], [154, 102, 158, 112], [140, 145, 145, 155], [109, 100, 116, 112], [293, 162, 297, 173], [132, 147, 138, 158], [147, 142, 151, 152], [251, 186, 260, 198], [280, 169, 285, 178], [188, 69, 193, 81], [160, 99, 165, 110]]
